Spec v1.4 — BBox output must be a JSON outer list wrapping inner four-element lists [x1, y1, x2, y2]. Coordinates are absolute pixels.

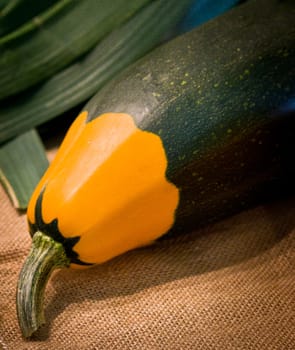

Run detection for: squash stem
[[16, 231, 70, 338]]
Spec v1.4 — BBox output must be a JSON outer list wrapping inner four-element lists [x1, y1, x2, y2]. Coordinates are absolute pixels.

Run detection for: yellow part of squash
[[27, 111, 179, 266]]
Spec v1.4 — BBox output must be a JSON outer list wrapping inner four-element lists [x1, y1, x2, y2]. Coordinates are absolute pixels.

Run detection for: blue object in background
[[278, 98, 295, 115], [177, 0, 242, 33]]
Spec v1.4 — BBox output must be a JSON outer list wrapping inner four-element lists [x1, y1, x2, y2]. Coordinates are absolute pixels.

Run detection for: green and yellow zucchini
[[0, 0, 193, 210], [17, 0, 295, 338]]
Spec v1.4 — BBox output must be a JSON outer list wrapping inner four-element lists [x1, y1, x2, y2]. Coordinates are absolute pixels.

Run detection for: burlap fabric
[[0, 145, 295, 349]]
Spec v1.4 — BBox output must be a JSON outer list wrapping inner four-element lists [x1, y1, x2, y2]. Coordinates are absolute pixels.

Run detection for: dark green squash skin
[[84, 0, 295, 234]]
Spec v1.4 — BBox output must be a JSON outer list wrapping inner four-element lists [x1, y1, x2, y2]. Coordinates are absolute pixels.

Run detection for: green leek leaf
[[0, 0, 151, 99], [0, 129, 48, 209], [0, 0, 193, 142]]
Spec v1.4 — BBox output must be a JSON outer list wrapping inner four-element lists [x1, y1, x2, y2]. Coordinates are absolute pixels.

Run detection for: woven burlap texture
[[1, 180, 295, 349]]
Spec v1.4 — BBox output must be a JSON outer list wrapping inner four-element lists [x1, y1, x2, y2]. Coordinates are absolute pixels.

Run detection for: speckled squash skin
[[84, 0, 295, 234], [16, 1, 295, 340], [28, 0, 295, 265]]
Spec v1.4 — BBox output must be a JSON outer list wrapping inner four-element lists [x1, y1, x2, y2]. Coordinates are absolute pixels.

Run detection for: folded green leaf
[[0, 0, 10, 11], [0, 1, 58, 38], [0, 0, 151, 99], [0, 0, 193, 143], [0, 129, 49, 209], [0, 0, 68, 43], [0, 0, 23, 16]]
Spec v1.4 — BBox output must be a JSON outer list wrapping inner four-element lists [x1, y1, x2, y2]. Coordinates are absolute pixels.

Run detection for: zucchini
[[0, 0, 193, 210], [17, 0, 295, 338]]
